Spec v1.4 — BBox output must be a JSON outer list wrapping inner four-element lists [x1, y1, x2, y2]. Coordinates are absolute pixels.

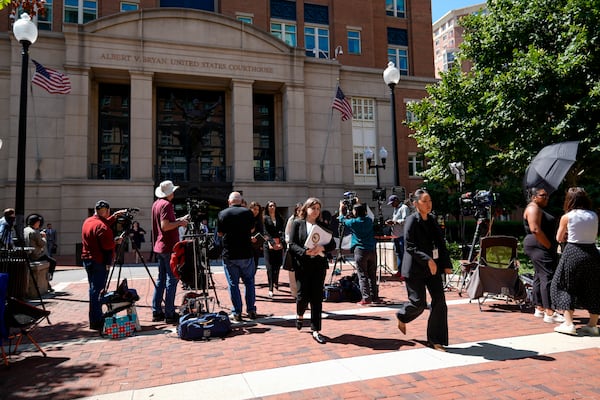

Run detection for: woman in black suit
[[263, 201, 285, 298], [395, 189, 452, 351], [288, 197, 336, 344]]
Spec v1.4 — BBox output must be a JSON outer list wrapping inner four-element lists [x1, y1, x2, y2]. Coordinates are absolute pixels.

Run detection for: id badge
[[432, 248, 439, 260]]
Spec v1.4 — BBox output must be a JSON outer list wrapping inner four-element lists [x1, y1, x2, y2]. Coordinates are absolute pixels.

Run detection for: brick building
[[0, 0, 435, 256]]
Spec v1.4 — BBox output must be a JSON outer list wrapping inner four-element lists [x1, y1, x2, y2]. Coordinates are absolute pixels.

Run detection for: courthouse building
[[0, 0, 434, 256]]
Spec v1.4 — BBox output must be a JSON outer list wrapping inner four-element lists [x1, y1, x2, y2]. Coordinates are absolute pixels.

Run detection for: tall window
[[385, 0, 406, 18], [388, 47, 409, 76], [351, 97, 376, 184], [408, 153, 423, 177], [64, 0, 97, 24], [271, 21, 297, 46], [347, 30, 361, 55], [37, 0, 52, 31], [305, 26, 329, 58], [254, 94, 280, 181], [156, 88, 226, 183], [97, 84, 130, 179]]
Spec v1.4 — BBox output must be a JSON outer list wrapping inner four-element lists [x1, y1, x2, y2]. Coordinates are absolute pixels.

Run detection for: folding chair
[[1, 273, 51, 365], [465, 236, 527, 311]]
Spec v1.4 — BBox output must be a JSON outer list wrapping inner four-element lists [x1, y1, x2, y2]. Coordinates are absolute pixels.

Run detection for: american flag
[[32, 60, 72, 94], [332, 86, 353, 121]]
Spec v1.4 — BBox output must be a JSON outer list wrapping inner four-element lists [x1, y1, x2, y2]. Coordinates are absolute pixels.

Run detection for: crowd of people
[[4, 178, 598, 348]]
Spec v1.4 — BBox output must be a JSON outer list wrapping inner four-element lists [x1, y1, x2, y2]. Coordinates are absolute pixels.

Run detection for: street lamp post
[[365, 147, 388, 232], [383, 61, 400, 187], [13, 13, 38, 247]]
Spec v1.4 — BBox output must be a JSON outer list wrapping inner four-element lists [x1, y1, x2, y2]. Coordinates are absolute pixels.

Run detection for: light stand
[[12, 13, 38, 247], [365, 147, 388, 234], [383, 62, 400, 187]]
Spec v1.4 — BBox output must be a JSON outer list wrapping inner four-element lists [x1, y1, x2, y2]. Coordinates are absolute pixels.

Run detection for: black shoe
[[230, 313, 242, 322], [295, 318, 303, 330], [165, 312, 180, 324], [247, 311, 258, 320], [312, 331, 325, 344], [90, 321, 103, 331], [152, 312, 165, 322]]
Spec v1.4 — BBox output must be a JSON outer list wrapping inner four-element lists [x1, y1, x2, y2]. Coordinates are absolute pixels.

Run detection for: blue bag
[[177, 311, 232, 341]]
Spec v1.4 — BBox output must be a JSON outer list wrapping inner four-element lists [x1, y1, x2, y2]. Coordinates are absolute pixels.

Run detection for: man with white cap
[[217, 191, 257, 321], [385, 194, 410, 276], [152, 180, 188, 324]]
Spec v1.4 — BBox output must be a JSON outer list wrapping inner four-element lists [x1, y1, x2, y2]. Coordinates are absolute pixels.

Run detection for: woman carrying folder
[[287, 197, 336, 344]]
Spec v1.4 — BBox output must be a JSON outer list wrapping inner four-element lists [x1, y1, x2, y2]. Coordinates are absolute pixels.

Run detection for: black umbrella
[[523, 141, 579, 195]]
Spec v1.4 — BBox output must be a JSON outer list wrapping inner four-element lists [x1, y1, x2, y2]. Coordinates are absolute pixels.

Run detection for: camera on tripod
[[186, 198, 210, 225], [341, 191, 358, 217], [460, 190, 496, 218], [116, 207, 140, 230]]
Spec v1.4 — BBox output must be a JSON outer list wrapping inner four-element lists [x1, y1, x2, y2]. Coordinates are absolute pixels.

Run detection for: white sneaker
[[534, 309, 544, 318], [268, 291, 273, 298], [580, 325, 600, 336], [554, 322, 576, 335], [543, 312, 566, 323]]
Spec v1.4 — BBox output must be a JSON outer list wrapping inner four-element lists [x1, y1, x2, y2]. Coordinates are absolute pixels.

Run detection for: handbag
[[102, 314, 136, 339], [282, 249, 296, 271]]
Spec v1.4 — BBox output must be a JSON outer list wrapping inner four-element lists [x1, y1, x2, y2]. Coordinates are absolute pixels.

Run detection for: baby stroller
[[465, 235, 528, 311]]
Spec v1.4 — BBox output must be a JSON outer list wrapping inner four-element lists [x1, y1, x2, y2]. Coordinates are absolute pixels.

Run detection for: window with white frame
[[347, 29, 361, 55], [352, 98, 374, 121], [305, 26, 329, 58], [236, 13, 253, 24], [388, 47, 408, 76], [385, 0, 406, 18], [64, 0, 97, 24], [408, 152, 423, 177], [37, 0, 52, 31], [271, 20, 297, 47], [404, 99, 418, 124], [120, 2, 138, 11]]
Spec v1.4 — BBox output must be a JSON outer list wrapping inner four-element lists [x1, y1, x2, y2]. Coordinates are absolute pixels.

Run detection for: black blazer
[[288, 219, 336, 271], [263, 213, 285, 243], [402, 212, 452, 279]]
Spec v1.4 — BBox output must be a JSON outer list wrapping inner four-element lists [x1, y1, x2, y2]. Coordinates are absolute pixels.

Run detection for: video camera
[[186, 198, 210, 224], [341, 191, 358, 217], [117, 207, 140, 230], [460, 190, 496, 219]]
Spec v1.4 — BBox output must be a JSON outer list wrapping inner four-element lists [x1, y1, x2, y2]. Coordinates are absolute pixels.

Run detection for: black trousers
[[295, 265, 326, 331], [396, 273, 448, 346]]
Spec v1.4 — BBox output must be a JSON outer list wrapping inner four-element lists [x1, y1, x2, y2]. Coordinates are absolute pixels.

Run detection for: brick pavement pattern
[[1, 263, 600, 400]]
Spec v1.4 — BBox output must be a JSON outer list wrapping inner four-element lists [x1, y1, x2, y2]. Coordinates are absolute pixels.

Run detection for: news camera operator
[[81, 200, 128, 331], [338, 200, 378, 305]]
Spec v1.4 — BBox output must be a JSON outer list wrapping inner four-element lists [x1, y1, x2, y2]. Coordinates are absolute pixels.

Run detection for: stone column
[[282, 84, 307, 182], [230, 79, 254, 182], [129, 71, 154, 181], [63, 67, 90, 179]]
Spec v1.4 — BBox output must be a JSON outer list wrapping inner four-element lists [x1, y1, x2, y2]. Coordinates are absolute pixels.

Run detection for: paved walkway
[[2, 261, 599, 400]]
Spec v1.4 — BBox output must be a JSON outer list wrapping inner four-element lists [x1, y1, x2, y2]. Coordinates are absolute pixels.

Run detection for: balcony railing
[[254, 167, 285, 181], [154, 165, 232, 183], [90, 163, 130, 180]]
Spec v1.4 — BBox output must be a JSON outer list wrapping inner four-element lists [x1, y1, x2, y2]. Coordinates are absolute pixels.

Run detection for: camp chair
[[465, 235, 527, 311], [1, 273, 51, 366]]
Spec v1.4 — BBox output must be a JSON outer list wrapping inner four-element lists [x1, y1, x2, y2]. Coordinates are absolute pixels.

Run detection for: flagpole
[[320, 82, 339, 185]]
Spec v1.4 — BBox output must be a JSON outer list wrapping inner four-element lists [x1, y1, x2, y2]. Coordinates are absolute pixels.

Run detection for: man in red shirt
[[152, 180, 188, 324], [81, 200, 126, 331]]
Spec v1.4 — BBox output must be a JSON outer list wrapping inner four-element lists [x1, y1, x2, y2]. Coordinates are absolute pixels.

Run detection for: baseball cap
[[387, 195, 399, 205], [95, 200, 110, 210]]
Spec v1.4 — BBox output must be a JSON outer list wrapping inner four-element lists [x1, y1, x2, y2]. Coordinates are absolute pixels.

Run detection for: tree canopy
[[408, 0, 600, 212]]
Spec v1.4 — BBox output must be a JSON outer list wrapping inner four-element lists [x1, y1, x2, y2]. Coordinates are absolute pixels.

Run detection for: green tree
[[0, 0, 11, 10], [408, 0, 600, 208]]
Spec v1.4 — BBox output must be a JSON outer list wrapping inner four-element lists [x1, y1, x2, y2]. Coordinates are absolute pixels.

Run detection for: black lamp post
[[383, 61, 400, 187], [365, 146, 388, 233], [13, 13, 38, 247]]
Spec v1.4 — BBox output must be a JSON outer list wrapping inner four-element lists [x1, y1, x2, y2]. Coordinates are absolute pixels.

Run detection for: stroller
[[465, 235, 528, 311]]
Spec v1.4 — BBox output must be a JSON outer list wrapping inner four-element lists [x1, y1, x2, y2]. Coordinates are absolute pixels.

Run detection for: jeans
[[354, 248, 378, 300], [83, 259, 108, 327], [152, 252, 179, 317], [223, 257, 256, 315], [394, 237, 404, 270]]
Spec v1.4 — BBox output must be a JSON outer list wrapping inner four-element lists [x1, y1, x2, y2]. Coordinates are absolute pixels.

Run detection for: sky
[[431, 0, 485, 22]]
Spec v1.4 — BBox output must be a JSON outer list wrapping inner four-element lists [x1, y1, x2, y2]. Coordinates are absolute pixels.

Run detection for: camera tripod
[[180, 228, 221, 313], [328, 221, 356, 284], [105, 230, 157, 293]]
